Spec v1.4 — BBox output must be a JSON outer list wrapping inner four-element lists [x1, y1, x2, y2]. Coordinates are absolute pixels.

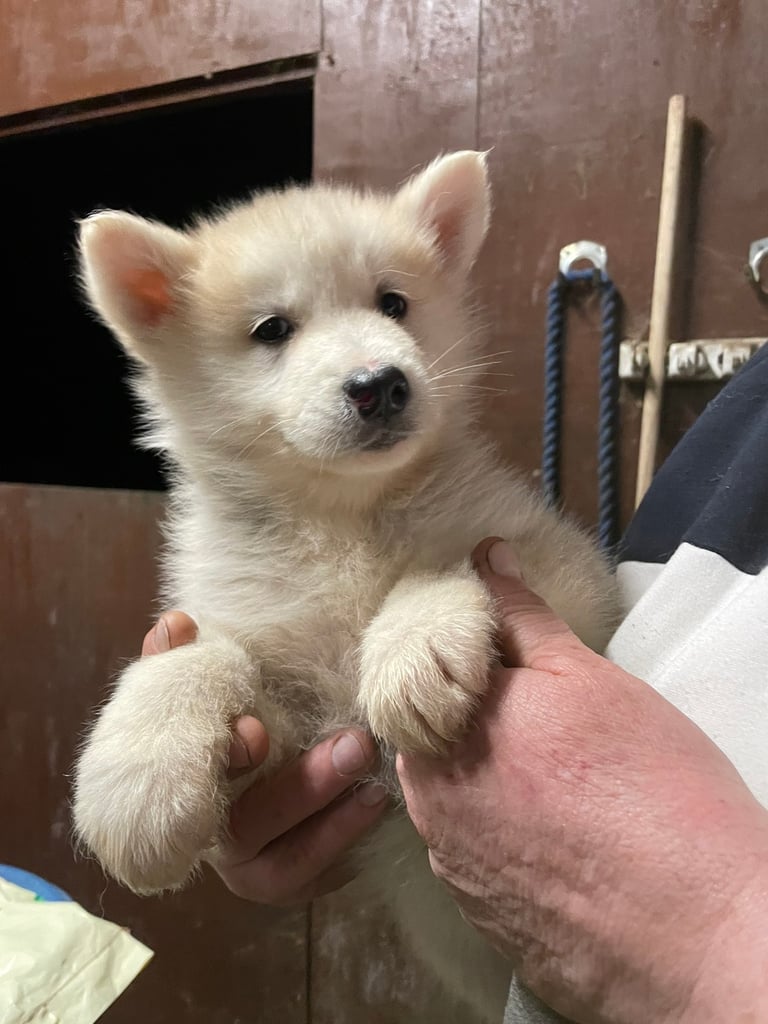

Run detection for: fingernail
[[229, 731, 252, 771], [153, 617, 171, 653], [487, 539, 521, 578], [354, 781, 388, 807], [331, 733, 368, 776]]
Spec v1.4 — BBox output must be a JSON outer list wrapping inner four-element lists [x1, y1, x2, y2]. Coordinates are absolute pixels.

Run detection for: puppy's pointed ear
[[78, 211, 194, 358], [395, 151, 491, 276]]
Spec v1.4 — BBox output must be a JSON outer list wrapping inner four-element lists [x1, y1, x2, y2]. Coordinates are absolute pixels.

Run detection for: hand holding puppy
[[399, 540, 768, 1024]]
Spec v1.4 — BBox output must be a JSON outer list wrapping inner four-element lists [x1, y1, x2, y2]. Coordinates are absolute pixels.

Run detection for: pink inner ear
[[121, 267, 173, 326], [433, 203, 464, 261]]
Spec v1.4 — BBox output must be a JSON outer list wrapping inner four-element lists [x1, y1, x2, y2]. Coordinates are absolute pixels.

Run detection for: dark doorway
[[2, 83, 312, 490]]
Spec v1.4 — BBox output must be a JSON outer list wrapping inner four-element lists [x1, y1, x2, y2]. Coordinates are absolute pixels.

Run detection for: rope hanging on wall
[[543, 244, 621, 551]]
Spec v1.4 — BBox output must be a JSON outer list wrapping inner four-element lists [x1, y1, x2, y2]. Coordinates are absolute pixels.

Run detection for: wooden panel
[[0, 484, 307, 1023], [0, 0, 320, 118], [477, 0, 768, 530], [315, 0, 480, 187], [310, 890, 468, 1024]]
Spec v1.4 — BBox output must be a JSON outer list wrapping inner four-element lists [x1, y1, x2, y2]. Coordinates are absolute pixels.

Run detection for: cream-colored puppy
[[73, 152, 620, 1022]]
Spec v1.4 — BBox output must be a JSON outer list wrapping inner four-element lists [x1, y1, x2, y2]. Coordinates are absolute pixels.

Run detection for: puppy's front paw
[[74, 734, 226, 894], [73, 655, 232, 894], [359, 571, 495, 754]]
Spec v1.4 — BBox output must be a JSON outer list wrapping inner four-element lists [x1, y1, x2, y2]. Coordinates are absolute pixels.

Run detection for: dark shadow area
[[2, 82, 312, 490]]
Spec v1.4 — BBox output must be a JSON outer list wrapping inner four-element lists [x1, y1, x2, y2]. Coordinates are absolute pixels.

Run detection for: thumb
[[472, 537, 582, 668]]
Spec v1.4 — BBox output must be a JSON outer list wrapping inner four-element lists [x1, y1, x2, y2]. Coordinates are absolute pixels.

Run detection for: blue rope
[[542, 277, 566, 505], [543, 269, 621, 551], [597, 278, 620, 550]]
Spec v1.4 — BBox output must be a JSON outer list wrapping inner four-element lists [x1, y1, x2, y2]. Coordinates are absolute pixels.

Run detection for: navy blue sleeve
[[621, 343, 768, 575]]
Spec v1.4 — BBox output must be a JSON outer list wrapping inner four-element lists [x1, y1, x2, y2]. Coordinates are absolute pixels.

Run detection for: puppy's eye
[[250, 316, 294, 344], [378, 292, 408, 320]]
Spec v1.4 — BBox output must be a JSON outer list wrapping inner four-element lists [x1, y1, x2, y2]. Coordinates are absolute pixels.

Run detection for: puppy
[[73, 151, 620, 1022]]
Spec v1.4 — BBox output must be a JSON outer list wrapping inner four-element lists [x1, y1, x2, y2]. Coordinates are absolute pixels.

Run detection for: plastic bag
[[0, 871, 153, 1024]]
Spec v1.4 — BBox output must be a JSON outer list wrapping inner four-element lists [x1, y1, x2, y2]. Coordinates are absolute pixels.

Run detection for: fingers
[[141, 610, 198, 656], [228, 716, 270, 777], [220, 782, 389, 904], [215, 729, 388, 905], [472, 537, 583, 668], [221, 730, 385, 865]]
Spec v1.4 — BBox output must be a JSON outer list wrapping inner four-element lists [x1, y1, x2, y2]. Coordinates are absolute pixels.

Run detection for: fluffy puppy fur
[[73, 152, 620, 1023]]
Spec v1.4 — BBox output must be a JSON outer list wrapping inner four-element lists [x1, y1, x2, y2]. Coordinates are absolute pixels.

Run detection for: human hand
[[142, 613, 388, 905], [398, 539, 768, 1024]]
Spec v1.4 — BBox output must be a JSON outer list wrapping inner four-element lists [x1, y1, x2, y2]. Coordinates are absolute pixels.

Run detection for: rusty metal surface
[[0, 484, 308, 1023], [0, 0, 320, 119]]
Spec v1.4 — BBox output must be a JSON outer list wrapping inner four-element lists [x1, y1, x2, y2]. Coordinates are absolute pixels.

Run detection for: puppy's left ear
[[78, 210, 195, 362], [395, 151, 491, 276]]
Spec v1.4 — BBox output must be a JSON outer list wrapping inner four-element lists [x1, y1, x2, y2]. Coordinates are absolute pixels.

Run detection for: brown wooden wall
[[0, 0, 320, 117], [315, 0, 768, 527], [1, 2, 767, 1022]]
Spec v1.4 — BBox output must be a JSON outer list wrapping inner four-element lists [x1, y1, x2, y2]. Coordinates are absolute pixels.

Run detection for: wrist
[[676, 860, 768, 1024]]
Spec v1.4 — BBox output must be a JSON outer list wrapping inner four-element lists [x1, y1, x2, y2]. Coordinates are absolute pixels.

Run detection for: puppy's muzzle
[[343, 365, 410, 422]]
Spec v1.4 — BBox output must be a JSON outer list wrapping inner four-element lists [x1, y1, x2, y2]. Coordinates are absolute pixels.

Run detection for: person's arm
[[398, 539, 768, 1024], [142, 612, 388, 904]]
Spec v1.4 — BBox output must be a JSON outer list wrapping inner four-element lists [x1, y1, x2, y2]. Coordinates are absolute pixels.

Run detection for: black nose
[[343, 366, 410, 420]]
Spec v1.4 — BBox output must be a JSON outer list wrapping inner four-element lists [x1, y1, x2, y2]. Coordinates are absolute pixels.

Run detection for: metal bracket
[[559, 240, 608, 277], [748, 237, 768, 288], [620, 338, 767, 382]]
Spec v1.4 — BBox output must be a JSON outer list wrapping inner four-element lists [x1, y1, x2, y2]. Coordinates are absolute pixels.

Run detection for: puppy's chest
[[179, 523, 407, 681], [175, 502, 477, 697]]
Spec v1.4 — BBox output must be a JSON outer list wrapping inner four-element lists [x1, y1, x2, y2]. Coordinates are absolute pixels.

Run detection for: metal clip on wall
[[622, 236, 768, 382], [747, 237, 768, 294]]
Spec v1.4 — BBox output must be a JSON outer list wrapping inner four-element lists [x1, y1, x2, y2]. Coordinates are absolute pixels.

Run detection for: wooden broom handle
[[635, 94, 688, 508]]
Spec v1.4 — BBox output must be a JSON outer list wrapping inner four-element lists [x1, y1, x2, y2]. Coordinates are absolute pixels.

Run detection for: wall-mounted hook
[[747, 237, 768, 294], [558, 240, 608, 279]]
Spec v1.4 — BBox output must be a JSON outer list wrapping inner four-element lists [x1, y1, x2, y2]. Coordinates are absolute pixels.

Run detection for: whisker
[[466, 348, 517, 361], [472, 348, 517, 360], [431, 360, 503, 381], [426, 327, 486, 372], [206, 413, 257, 443], [428, 343, 518, 374], [431, 390, 508, 401], [234, 421, 282, 460], [433, 369, 518, 382], [431, 384, 509, 395]]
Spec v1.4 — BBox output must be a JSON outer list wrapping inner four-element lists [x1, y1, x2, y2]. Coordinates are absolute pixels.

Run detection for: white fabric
[[608, 544, 768, 807]]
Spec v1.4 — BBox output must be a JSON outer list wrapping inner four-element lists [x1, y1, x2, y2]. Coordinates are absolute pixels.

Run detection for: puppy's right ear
[[394, 151, 491, 278], [78, 211, 194, 359]]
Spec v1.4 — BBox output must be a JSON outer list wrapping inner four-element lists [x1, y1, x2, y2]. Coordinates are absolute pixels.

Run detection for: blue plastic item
[[0, 864, 73, 902]]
